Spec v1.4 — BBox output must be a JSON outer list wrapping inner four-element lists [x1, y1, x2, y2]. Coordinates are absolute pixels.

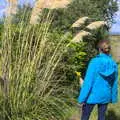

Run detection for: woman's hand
[[78, 102, 86, 108], [80, 77, 83, 86]]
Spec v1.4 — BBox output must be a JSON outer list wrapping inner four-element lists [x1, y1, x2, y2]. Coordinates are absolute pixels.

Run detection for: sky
[[0, 0, 120, 34], [0, 0, 6, 18], [0, 0, 35, 18], [109, 0, 120, 34]]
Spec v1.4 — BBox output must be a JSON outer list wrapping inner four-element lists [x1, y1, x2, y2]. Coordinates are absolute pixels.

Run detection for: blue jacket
[[78, 53, 118, 104]]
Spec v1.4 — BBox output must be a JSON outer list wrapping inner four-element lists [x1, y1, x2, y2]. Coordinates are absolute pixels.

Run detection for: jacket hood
[[97, 53, 117, 77]]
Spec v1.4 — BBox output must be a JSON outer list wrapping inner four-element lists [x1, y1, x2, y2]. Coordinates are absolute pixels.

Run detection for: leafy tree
[[51, 0, 118, 30]]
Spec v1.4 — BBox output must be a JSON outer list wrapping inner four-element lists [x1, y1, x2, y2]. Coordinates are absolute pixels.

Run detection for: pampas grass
[[72, 30, 91, 42], [86, 21, 107, 30], [71, 17, 89, 28], [30, 0, 71, 24], [6, 0, 18, 16], [71, 17, 107, 43], [30, 0, 45, 24], [47, 0, 71, 9]]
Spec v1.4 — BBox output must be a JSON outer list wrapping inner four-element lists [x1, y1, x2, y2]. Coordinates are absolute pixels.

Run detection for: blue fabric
[[78, 53, 118, 104]]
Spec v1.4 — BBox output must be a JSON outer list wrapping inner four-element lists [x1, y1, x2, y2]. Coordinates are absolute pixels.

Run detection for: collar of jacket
[[97, 53, 112, 58]]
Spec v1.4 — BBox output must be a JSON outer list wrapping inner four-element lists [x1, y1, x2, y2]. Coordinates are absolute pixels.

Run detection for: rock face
[[110, 35, 120, 63]]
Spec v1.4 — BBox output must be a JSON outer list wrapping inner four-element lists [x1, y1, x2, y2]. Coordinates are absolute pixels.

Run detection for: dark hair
[[97, 40, 110, 50]]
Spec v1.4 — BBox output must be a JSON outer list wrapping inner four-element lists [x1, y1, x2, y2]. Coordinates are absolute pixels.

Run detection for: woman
[[78, 40, 118, 120]]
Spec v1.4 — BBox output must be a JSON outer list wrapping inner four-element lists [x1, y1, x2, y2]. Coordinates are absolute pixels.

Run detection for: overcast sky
[[0, 0, 120, 34]]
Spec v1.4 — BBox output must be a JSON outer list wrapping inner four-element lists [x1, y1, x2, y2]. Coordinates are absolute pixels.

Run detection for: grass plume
[[71, 17, 89, 28], [72, 30, 91, 42], [86, 21, 107, 30], [6, 0, 18, 16], [30, 0, 72, 24]]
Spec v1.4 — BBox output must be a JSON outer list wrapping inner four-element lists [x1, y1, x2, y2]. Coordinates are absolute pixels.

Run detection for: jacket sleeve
[[111, 66, 118, 103], [78, 59, 96, 103]]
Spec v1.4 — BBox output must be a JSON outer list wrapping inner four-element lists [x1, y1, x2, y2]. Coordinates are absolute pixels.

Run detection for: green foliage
[[51, 0, 118, 30], [62, 42, 87, 80]]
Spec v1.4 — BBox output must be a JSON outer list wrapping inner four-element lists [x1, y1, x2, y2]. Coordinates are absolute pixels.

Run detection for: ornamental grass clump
[[0, 0, 74, 120]]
